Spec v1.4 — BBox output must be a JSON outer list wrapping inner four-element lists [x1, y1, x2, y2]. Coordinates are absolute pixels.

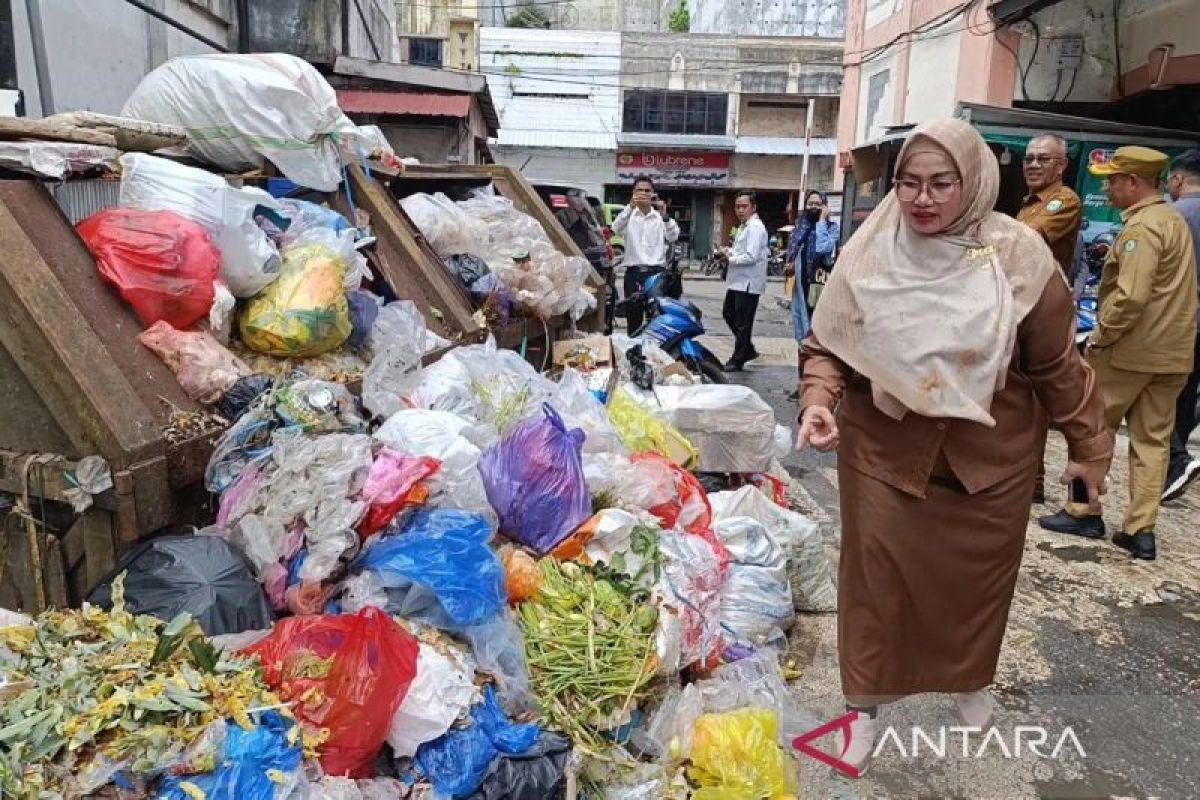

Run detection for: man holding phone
[[611, 175, 680, 332]]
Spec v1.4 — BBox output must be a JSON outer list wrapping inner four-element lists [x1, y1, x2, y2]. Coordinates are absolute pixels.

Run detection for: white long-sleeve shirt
[[611, 204, 680, 267], [726, 214, 769, 294]]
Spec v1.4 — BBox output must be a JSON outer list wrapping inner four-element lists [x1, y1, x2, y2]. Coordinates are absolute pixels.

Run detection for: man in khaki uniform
[[1016, 134, 1084, 503], [1040, 146, 1198, 560]]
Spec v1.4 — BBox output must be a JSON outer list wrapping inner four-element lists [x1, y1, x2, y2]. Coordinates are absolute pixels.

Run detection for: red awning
[[336, 89, 471, 118]]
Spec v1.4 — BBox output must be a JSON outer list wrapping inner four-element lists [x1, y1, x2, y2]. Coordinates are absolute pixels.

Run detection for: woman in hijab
[[796, 119, 1113, 773], [786, 190, 840, 399]]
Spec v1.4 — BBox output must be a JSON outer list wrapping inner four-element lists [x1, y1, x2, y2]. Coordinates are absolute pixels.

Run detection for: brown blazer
[[1016, 181, 1083, 273], [800, 275, 1112, 498]]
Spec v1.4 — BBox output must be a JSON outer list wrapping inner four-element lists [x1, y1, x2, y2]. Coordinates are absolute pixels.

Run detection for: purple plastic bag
[[479, 404, 590, 554]]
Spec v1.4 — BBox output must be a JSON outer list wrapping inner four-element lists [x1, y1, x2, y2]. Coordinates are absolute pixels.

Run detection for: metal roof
[[735, 136, 838, 155], [332, 56, 500, 133], [616, 132, 737, 151], [336, 89, 471, 118], [957, 102, 1200, 146]]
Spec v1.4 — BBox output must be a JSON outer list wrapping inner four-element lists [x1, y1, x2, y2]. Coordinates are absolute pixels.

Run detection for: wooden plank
[[0, 117, 117, 147], [342, 164, 482, 339], [77, 510, 116, 594]]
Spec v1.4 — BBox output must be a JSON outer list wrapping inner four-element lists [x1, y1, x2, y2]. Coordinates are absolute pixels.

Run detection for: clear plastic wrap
[[713, 516, 794, 648], [400, 191, 489, 258], [549, 369, 628, 455], [137, 320, 249, 404]]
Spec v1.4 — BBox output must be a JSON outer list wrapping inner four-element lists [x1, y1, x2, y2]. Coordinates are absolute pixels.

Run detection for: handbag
[[807, 266, 829, 308]]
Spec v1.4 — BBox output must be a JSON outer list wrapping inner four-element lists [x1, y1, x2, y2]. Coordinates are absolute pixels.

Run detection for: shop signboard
[[615, 151, 730, 187], [1075, 142, 1190, 246]]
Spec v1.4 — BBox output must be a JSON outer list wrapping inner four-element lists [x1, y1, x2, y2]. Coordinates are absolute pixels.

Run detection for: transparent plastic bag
[[138, 320, 249, 404], [631, 453, 711, 534], [457, 613, 536, 716], [709, 486, 834, 613], [549, 369, 627, 455], [479, 405, 591, 555], [400, 192, 488, 258], [608, 388, 698, 468], [656, 531, 728, 673], [714, 517, 793, 648], [635, 384, 778, 473]]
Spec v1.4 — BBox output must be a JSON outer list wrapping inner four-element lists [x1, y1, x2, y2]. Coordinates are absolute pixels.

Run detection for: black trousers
[[623, 264, 664, 333], [1168, 331, 1200, 470], [722, 288, 760, 364]]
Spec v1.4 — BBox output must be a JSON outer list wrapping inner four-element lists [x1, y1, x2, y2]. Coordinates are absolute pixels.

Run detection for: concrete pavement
[[672, 275, 1200, 799]]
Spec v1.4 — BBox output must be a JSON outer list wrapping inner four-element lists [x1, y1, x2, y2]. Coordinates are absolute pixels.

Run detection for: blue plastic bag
[[353, 508, 505, 627], [157, 711, 302, 800], [414, 686, 540, 799], [479, 405, 590, 555]]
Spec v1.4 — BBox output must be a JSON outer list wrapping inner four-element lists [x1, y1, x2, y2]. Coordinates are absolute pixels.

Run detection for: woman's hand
[[797, 406, 839, 452], [1061, 458, 1110, 506]]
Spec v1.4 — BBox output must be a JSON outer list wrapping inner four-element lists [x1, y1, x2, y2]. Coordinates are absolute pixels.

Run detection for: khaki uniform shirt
[[1016, 181, 1083, 273], [800, 277, 1111, 498], [1093, 195, 1198, 374]]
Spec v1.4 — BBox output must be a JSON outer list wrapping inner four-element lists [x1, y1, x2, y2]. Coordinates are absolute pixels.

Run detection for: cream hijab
[[812, 118, 1056, 426]]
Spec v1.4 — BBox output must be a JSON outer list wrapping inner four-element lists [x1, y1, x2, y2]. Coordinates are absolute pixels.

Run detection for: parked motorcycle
[[615, 270, 726, 383], [1074, 232, 1112, 351]]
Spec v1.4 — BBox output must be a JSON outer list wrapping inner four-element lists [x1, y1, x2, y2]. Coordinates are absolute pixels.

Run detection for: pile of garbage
[[401, 191, 595, 324], [0, 51, 837, 799]]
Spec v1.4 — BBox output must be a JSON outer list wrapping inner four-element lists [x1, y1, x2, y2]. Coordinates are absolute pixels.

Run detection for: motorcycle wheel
[[696, 352, 728, 384]]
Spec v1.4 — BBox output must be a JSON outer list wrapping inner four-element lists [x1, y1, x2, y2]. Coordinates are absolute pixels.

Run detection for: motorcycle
[[1074, 232, 1112, 352], [615, 270, 726, 384]]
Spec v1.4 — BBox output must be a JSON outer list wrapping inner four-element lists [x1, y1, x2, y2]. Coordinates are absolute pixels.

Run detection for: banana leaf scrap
[[517, 560, 658, 758], [0, 575, 293, 799]]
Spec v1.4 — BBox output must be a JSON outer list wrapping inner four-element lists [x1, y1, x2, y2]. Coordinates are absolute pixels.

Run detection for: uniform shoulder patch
[[1046, 199, 1064, 213], [1123, 239, 1137, 253]]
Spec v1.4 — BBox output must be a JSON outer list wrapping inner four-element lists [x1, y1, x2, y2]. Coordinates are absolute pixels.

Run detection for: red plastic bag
[[632, 453, 712, 534], [358, 450, 441, 539], [77, 207, 219, 329], [242, 607, 419, 777], [750, 473, 788, 508]]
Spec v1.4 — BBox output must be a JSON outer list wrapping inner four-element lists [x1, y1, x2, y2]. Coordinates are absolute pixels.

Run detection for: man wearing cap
[[1040, 146, 1198, 560], [1017, 134, 1084, 504]]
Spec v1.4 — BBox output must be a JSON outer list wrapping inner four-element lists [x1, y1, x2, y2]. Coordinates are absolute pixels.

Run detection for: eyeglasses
[[894, 177, 962, 203], [1023, 155, 1064, 165]]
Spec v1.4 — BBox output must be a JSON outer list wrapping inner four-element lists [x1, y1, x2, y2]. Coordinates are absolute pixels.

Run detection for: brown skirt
[[837, 461, 1034, 698]]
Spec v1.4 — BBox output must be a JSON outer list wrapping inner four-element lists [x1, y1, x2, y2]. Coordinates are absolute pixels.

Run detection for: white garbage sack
[[714, 516, 793, 647], [373, 408, 496, 524], [629, 384, 777, 473], [122, 53, 376, 192], [710, 486, 836, 612], [386, 642, 479, 758], [0, 141, 120, 179], [118, 153, 282, 297]]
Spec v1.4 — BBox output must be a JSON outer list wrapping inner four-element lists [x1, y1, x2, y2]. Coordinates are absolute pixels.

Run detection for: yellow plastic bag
[[689, 708, 798, 800], [608, 388, 698, 468], [239, 242, 351, 357]]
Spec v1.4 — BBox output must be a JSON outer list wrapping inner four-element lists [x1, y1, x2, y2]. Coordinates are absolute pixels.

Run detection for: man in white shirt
[[720, 190, 769, 371], [611, 175, 680, 332]]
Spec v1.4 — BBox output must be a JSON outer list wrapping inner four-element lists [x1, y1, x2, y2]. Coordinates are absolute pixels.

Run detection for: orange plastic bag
[[501, 546, 541, 604], [549, 513, 600, 561], [242, 607, 419, 777], [78, 207, 219, 330]]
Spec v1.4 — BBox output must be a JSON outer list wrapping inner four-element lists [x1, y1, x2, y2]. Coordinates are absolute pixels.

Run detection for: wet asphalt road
[[674, 272, 1200, 800]]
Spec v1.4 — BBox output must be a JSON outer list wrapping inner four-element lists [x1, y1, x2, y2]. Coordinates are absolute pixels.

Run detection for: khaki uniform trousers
[[1069, 349, 1187, 533]]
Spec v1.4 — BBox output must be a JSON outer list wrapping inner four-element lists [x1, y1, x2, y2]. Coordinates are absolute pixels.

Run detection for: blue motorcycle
[[1074, 231, 1112, 352], [617, 269, 727, 384]]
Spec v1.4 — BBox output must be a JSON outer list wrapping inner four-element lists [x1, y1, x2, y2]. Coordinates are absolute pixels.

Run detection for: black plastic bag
[[466, 731, 571, 800], [444, 254, 491, 289], [87, 534, 274, 636], [216, 373, 274, 423]]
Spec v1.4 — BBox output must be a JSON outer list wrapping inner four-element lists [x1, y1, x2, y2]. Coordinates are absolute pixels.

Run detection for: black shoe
[[746, 348, 761, 362], [1032, 480, 1046, 505], [1038, 509, 1105, 539], [1113, 530, 1156, 560], [1162, 459, 1200, 503], [723, 359, 745, 372]]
